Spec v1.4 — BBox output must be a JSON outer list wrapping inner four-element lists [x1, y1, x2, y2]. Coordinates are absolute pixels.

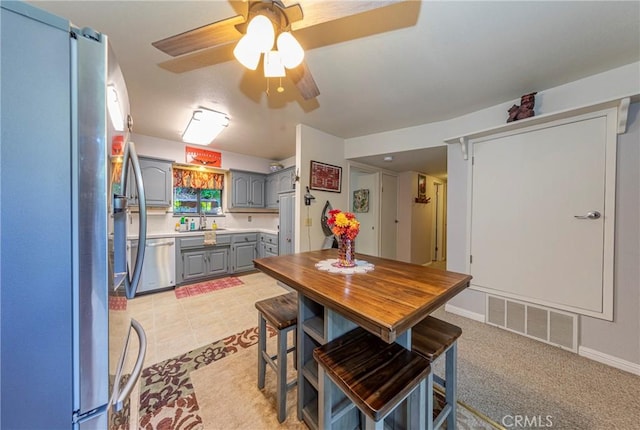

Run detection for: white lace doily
[[315, 259, 375, 274]]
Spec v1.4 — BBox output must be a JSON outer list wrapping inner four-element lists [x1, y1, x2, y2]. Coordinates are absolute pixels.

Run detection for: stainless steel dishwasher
[[128, 237, 176, 294]]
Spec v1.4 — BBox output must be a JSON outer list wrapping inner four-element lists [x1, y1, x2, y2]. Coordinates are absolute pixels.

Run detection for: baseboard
[[578, 346, 640, 376], [444, 304, 485, 323]]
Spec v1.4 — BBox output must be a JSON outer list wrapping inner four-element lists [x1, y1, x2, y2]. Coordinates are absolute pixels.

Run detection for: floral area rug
[[174, 277, 244, 299], [138, 326, 276, 429]]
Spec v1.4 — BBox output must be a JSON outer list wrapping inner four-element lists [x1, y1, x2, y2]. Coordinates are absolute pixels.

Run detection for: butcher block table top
[[254, 249, 472, 343]]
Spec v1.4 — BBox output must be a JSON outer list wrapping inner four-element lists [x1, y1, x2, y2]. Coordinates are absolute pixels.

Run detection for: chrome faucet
[[199, 212, 207, 230]]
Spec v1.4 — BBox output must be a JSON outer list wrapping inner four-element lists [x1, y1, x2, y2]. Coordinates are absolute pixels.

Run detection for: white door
[[470, 112, 616, 319], [380, 174, 398, 259]]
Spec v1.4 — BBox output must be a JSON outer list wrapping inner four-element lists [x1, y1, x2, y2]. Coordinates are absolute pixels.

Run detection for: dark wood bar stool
[[412, 316, 462, 429], [314, 327, 432, 430], [255, 292, 298, 423]]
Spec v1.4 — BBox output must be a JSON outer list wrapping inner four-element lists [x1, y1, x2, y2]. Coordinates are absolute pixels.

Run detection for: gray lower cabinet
[[176, 234, 231, 284], [182, 248, 228, 282], [231, 233, 258, 272], [258, 233, 279, 257]]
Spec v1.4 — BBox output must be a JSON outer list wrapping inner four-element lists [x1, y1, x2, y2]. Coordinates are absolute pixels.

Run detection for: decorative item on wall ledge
[[327, 209, 360, 268], [507, 92, 537, 123], [415, 196, 431, 204], [353, 189, 369, 213], [186, 145, 222, 167], [310, 160, 342, 193]]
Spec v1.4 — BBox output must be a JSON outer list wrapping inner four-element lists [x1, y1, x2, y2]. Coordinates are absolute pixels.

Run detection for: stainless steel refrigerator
[[1, 2, 148, 428]]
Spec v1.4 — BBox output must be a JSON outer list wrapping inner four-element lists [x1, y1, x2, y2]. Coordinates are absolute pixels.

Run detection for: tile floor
[[112, 272, 289, 427]]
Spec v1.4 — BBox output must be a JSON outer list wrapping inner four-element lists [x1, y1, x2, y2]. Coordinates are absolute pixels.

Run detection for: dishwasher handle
[[146, 241, 174, 247]]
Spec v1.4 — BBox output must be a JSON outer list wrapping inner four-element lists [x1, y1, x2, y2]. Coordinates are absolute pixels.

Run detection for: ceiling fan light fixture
[[182, 108, 229, 145], [233, 34, 261, 70], [246, 14, 275, 53], [277, 32, 304, 69], [264, 50, 286, 78]]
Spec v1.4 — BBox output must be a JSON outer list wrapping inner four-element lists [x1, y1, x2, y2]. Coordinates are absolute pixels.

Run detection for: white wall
[[295, 124, 348, 252], [344, 62, 640, 367]]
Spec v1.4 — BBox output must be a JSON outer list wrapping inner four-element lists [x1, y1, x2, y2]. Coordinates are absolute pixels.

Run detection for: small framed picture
[[418, 174, 427, 199], [310, 160, 342, 193], [353, 189, 369, 213]]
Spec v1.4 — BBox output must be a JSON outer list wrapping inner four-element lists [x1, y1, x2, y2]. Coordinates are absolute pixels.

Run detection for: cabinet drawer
[[260, 233, 278, 245], [264, 243, 278, 255], [232, 233, 258, 243], [179, 234, 231, 249]]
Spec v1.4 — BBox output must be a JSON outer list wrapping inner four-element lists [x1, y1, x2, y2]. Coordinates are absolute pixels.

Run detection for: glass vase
[[337, 236, 356, 268]]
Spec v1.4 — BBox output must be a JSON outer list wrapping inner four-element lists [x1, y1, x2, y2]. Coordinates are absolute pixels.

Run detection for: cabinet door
[[265, 174, 279, 209], [249, 174, 265, 207], [277, 168, 295, 193], [207, 248, 228, 276], [279, 192, 295, 255], [140, 158, 172, 207], [127, 157, 172, 207], [233, 242, 256, 272], [231, 172, 251, 207], [182, 250, 208, 281]]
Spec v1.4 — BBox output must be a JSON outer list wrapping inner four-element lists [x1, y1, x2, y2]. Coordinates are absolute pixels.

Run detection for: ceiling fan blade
[[288, 61, 320, 100], [152, 14, 246, 57], [292, 1, 420, 50], [158, 43, 236, 74], [290, 0, 405, 31]]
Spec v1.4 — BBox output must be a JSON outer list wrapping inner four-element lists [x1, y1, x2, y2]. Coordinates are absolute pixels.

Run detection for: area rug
[[138, 327, 500, 430], [174, 276, 244, 299]]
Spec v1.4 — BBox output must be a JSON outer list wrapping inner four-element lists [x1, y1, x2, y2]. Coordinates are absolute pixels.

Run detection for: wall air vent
[[486, 294, 578, 352]]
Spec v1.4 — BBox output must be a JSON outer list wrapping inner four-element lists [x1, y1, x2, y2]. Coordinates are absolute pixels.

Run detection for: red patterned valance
[[173, 167, 224, 189]]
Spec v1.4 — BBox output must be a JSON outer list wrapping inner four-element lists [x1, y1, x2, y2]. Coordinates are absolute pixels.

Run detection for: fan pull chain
[[277, 77, 284, 93]]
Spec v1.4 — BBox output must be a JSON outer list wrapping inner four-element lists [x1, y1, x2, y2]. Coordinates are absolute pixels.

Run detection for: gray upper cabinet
[[230, 170, 266, 208], [265, 166, 295, 209], [127, 156, 172, 207]]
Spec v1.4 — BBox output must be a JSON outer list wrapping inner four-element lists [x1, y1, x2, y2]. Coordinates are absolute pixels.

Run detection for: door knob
[[574, 211, 601, 220]]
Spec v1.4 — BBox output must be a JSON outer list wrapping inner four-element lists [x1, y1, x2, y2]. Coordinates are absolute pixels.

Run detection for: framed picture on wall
[[418, 174, 427, 199], [310, 160, 342, 193]]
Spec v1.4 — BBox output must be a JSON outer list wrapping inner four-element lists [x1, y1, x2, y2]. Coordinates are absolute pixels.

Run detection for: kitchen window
[[173, 167, 224, 215]]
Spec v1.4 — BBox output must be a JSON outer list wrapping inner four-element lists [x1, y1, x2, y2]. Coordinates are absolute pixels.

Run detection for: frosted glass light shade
[[247, 15, 275, 53], [264, 51, 285, 77], [277, 32, 304, 69], [233, 34, 261, 70], [182, 108, 229, 145]]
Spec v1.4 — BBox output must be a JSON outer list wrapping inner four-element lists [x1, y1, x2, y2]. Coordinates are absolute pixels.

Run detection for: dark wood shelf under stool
[[314, 327, 432, 429], [412, 316, 462, 429], [255, 292, 298, 423]]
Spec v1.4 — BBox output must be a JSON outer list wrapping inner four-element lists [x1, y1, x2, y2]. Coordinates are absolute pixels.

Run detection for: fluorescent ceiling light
[[182, 108, 229, 145], [107, 85, 124, 131]]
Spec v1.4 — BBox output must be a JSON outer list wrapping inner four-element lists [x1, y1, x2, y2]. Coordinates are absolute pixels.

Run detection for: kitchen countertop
[[128, 228, 278, 240]]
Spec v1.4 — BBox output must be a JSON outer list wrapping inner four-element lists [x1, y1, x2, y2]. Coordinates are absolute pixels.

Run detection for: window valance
[[173, 167, 224, 189]]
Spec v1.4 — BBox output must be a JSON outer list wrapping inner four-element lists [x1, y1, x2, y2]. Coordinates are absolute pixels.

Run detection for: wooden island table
[[254, 249, 472, 429]]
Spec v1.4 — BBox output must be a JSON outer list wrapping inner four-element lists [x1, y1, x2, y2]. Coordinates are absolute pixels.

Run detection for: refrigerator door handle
[[121, 141, 147, 299], [110, 318, 147, 413]]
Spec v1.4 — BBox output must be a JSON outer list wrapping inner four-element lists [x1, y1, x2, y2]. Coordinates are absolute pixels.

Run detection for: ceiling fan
[[151, 0, 418, 100]]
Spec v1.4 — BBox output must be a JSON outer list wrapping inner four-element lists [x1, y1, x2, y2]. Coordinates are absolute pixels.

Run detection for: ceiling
[[29, 1, 640, 177]]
